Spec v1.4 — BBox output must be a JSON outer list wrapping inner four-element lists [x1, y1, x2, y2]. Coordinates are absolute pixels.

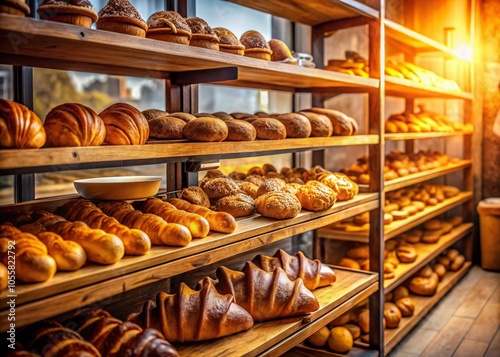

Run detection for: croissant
[[99, 103, 150, 145], [210, 261, 320, 322], [0, 99, 46, 149], [127, 278, 254, 342], [19, 320, 101, 357], [61, 199, 151, 256], [252, 249, 336, 290], [0, 225, 57, 283], [98, 201, 192, 247], [168, 198, 236, 233], [65, 308, 179, 357], [43, 103, 106, 147], [31, 211, 124, 265], [138, 197, 210, 238]]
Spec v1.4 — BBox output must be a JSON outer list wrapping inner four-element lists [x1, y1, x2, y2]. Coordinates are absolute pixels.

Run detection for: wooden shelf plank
[[385, 76, 473, 100], [384, 223, 473, 292], [0, 135, 379, 175], [0, 194, 379, 330], [383, 160, 472, 192], [316, 191, 472, 242], [227, 0, 379, 26], [384, 132, 473, 141], [384, 262, 472, 354], [384, 19, 467, 60], [0, 15, 378, 93], [175, 268, 378, 357]]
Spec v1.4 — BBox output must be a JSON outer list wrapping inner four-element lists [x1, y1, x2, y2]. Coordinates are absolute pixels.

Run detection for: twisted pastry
[[127, 278, 254, 342], [0, 99, 46, 148], [252, 249, 336, 291], [61, 199, 151, 256], [98, 201, 191, 247], [210, 261, 320, 322], [138, 197, 210, 238]]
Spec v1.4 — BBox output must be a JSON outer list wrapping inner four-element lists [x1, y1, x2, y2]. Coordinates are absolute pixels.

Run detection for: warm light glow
[[456, 45, 473, 61]]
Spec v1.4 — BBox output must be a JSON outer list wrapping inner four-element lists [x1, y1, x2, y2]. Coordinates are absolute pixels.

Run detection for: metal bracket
[[185, 160, 221, 172]]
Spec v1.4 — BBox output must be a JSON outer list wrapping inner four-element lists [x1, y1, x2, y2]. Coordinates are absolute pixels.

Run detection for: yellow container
[[477, 198, 500, 271]]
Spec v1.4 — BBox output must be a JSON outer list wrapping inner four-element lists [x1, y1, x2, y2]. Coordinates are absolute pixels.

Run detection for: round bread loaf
[[295, 180, 336, 211], [167, 112, 196, 122], [182, 117, 228, 142], [283, 182, 302, 195], [224, 119, 257, 141], [237, 181, 259, 198], [200, 177, 240, 200], [229, 171, 246, 180], [146, 10, 192, 44], [215, 192, 255, 217], [178, 186, 211, 208], [213, 27, 244, 55], [211, 111, 234, 120], [299, 111, 333, 137], [148, 115, 185, 139], [244, 174, 265, 187], [240, 30, 273, 60], [275, 113, 312, 138], [302, 107, 356, 136], [251, 117, 287, 140], [256, 177, 286, 197], [142, 108, 168, 121], [255, 191, 302, 219], [230, 112, 258, 120]]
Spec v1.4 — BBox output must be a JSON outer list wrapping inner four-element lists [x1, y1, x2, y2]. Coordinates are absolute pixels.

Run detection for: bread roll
[[182, 117, 228, 142], [178, 186, 211, 208], [299, 111, 333, 137], [215, 192, 255, 218], [295, 180, 336, 211], [142, 108, 168, 121], [237, 181, 259, 198], [240, 30, 273, 60], [268, 39, 295, 63], [1, 0, 30, 16], [256, 177, 286, 197], [213, 27, 244, 55], [146, 11, 192, 44], [44, 103, 106, 147], [185, 17, 219, 50], [100, 103, 149, 145], [337, 258, 361, 269], [224, 119, 257, 141], [97, 0, 148, 37], [275, 113, 312, 138], [302, 107, 356, 136], [200, 177, 240, 200], [166, 112, 196, 122], [251, 117, 287, 140], [255, 191, 301, 219], [211, 111, 234, 120], [148, 115, 185, 139], [37, 0, 98, 28], [0, 99, 46, 149]]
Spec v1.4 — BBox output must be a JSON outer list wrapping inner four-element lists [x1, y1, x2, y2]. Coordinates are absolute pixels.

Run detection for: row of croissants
[[6, 249, 337, 357], [0, 99, 358, 149]]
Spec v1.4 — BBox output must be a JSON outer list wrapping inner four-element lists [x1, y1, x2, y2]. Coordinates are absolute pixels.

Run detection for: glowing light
[[456, 45, 473, 61]]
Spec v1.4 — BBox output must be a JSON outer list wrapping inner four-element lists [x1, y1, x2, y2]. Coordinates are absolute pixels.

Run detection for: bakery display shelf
[[0, 135, 379, 175], [227, 0, 379, 26], [383, 160, 472, 192], [384, 19, 467, 60], [285, 344, 378, 357], [384, 262, 472, 354], [384, 223, 473, 292], [315, 191, 472, 242], [0, 193, 378, 331], [0, 15, 378, 92], [384, 131, 473, 141], [385, 76, 473, 100], [175, 268, 378, 357]]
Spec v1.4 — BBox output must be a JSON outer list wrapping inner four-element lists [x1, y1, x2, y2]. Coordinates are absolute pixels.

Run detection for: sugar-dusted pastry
[[240, 30, 273, 60], [37, 0, 98, 28], [213, 27, 244, 55], [0, 0, 30, 16], [146, 10, 191, 44], [97, 0, 148, 37], [185, 17, 219, 50]]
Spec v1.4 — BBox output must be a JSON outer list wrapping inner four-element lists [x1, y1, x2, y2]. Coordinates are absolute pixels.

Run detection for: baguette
[[168, 198, 236, 233], [139, 197, 210, 238], [61, 199, 151, 256], [98, 201, 192, 247]]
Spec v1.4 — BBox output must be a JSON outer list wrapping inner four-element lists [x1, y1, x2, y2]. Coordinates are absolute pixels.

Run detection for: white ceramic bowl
[[73, 176, 162, 200]]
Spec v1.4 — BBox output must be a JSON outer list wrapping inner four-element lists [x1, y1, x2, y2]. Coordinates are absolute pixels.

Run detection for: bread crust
[[182, 117, 228, 142], [255, 191, 301, 219], [275, 113, 312, 138], [215, 192, 255, 218], [224, 119, 257, 141], [251, 117, 287, 140]]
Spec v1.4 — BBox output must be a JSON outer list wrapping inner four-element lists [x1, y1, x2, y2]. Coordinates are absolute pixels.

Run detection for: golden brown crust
[[275, 113, 312, 138], [255, 191, 301, 219], [215, 192, 255, 218], [1, 0, 30, 16], [237, 181, 259, 199], [211, 111, 234, 120], [146, 11, 191, 44], [166, 112, 196, 122], [268, 39, 296, 63], [148, 116, 185, 139], [256, 177, 286, 197], [100, 102, 149, 145], [37, 1, 98, 27], [302, 107, 357, 136], [96, 0, 147, 36], [0, 99, 46, 148], [251, 117, 287, 140], [299, 111, 333, 137], [240, 30, 272, 60], [295, 180, 337, 211], [142, 108, 168, 121], [44, 103, 106, 147], [182, 117, 228, 142], [185, 17, 219, 50], [396, 244, 417, 263], [224, 119, 257, 141], [178, 186, 210, 208], [213, 27, 244, 55], [200, 177, 240, 200]]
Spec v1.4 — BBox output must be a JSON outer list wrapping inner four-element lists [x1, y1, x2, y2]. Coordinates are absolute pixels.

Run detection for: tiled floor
[[388, 266, 500, 357]]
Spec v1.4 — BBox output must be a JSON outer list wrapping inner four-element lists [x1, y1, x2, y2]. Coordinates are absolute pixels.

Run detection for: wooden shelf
[[0, 15, 378, 93], [383, 160, 472, 192], [384, 131, 472, 141], [384, 223, 473, 292], [0, 135, 379, 175], [175, 267, 378, 357], [227, 0, 379, 26], [0, 193, 378, 331], [384, 19, 467, 60], [385, 76, 473, 100], [384, 262, 472, 354], [316, 191, 472, 242]]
